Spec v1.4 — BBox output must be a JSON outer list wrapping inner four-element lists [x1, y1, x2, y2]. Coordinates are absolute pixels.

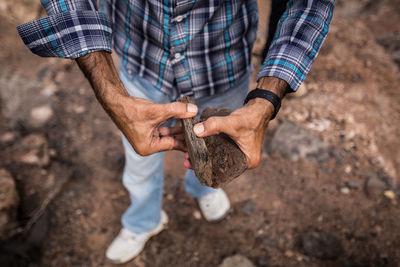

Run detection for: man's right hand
[[107, 95, 197, 155], [76, 51, 197, 156]]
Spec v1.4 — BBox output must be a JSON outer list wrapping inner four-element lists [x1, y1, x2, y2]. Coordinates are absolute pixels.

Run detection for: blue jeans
[[119, 66, 250, 233]]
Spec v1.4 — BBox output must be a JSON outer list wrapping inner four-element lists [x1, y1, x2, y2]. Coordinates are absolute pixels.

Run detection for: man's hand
[[190, 77, 289, 169], [108, 95, 198, 155], [76, 51, 198, 156]]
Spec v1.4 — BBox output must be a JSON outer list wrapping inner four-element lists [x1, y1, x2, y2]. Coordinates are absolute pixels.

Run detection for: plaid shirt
[[17, 0, 334, 98]]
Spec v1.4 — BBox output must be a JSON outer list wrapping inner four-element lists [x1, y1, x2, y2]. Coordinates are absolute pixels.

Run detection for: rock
[[302, 231, 343, 260], [30, 105, 53, 127], [344, 165, 352, 174], [193, 210, 202, 220], [41, 83, 58, 96], [345, 181, 360, 190], [179, 97, 247, 188], [72, 105, 86, 114], [267, 121, 330, 162], [241, 199, 258, 216], [0, 169, 19, 240], [383, 190, 396, 200], [285, 250, 294, 258], [219, 255, 255, 267], [0, 132, 16, 145], [365, 177, 387, 197], [340, 186, 350, 195], [14, 134, 50, 167]]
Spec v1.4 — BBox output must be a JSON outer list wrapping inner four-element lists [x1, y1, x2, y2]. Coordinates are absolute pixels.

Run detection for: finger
[[161, 102, 198, 120], [185, 152, 190, 160], [184, 159, 193, 169], [173, 133, 185, 141], [158, 126, 183, 136], [193, 116, 234, 137], [156, 136, 187, 152]]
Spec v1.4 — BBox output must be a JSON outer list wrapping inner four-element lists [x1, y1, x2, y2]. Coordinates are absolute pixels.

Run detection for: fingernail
[[187, 103, 198, 113], [193, 124, 204, 135]]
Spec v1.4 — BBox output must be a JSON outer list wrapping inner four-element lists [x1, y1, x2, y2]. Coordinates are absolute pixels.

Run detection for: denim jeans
[[119, 66, 250, 233]]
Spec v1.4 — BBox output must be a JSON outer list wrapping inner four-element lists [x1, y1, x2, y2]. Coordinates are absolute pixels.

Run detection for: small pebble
[[193, 210, 202, 220], [340, 187, 350, 195], [285, 250, 294, 258], [0, 132, 15, 144], [73, 105, 86, 114], [49, 149, 57, 157], [30, 105, 53, 127], [41, 84, 58, 96], [296, 255, 303, 262], [345, 181, 360, 190], [344, 165, 352, 174], [365, 178, 386, 197], [383, 190, 396, 200]]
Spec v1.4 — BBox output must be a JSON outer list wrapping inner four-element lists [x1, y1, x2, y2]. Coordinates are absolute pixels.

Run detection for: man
[[17, 0, 334, 264]]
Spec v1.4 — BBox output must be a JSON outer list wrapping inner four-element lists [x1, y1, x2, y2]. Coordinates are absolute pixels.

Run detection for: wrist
[[256, 76, 289, 100], [243, 76, 289, 121], [245, 98, 275, 126]]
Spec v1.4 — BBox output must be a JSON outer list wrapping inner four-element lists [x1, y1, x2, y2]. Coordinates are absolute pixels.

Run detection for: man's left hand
[[184, 76, 289, 169]]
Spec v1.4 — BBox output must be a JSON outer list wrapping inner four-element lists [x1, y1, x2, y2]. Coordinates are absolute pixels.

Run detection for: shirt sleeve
[[16, 0, 112, 59], [257, 0, 334, 91]]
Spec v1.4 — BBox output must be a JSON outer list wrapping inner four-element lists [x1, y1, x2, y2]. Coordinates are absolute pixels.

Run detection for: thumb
[[194, 116, 231, 137], [162, 102, 198, 120]]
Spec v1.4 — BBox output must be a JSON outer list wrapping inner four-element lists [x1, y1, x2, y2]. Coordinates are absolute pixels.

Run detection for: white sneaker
[[106, 210, 168, 264], [198, 189, 230, 222]]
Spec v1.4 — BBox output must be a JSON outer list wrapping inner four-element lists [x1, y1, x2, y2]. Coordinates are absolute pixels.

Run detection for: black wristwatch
[[243, 88, 281, 120]]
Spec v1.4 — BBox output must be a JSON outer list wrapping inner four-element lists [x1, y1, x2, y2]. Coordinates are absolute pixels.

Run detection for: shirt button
[[174, 53, 181, 60], [127, 69, 133, 75], [175, 15, 184, 22]]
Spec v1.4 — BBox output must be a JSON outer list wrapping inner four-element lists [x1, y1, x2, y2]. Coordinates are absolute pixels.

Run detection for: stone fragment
[[267, 120, 330, 162], [179, 97, 247, 188], [383, 190, 396, 200], [285, 250, 294, 258], [340, 186, 350, 194], [15, 134, 50, 167], [301, 231, 343, 260], [219, 255, 255, 267], [41, 84, 58, 96], [30, 105, 53, 127], [0, 169, 19, 240], [365, 177, 387, 197], [193, 210, 201, 220], [0, 132, 16, 145], [240, 199, 258, 216], [345, 181, 360, 190]]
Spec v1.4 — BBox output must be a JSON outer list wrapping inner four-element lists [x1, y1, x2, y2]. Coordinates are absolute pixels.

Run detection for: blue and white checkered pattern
[[17, 0, 334, 98]]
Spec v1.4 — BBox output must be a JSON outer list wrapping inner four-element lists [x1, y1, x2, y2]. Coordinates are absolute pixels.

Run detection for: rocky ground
[[0, 0, 399, 266]]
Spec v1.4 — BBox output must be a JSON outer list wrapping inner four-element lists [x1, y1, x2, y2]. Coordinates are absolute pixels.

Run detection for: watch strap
[[244, 88, 281, 120]]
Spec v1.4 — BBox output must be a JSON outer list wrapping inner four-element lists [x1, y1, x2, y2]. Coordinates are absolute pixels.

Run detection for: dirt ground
[[0, 0, 399, 266]]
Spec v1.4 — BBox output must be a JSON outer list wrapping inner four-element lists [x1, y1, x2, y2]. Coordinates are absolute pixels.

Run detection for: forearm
[[76, 51, 128, 101], [76, 51, 132, 134]]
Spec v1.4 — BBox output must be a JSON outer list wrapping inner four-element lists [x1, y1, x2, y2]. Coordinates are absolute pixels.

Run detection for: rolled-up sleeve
[[257, 0, 334, 91], [16, 0, 112, 59]]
